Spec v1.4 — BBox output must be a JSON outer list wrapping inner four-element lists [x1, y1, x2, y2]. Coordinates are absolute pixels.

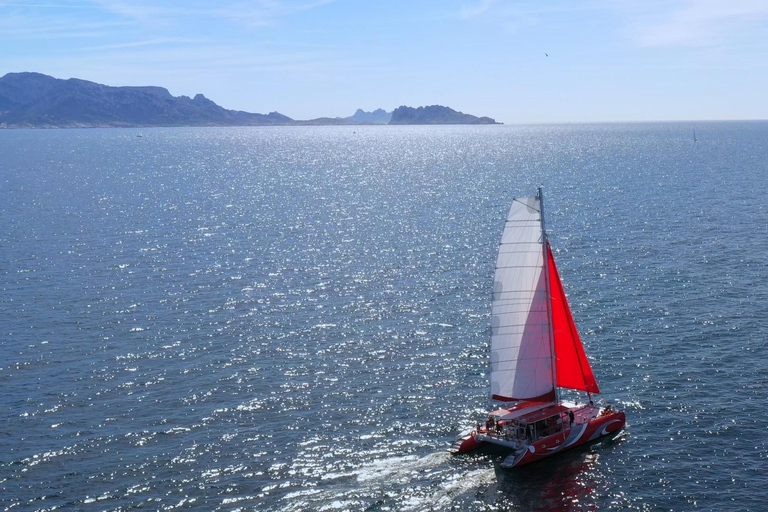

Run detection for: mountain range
[[0, 72, 500, 128]]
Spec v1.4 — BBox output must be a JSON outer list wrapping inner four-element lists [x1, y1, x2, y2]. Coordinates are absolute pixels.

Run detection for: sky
[[1, 0, 767, 123]]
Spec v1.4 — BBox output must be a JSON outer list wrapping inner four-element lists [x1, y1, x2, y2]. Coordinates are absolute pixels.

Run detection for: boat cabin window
[[540, 415, 564, 437], [515, 415, 565, 442]]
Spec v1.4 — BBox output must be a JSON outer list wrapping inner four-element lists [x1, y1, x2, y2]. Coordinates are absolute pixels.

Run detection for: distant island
[[0, 72, 501, 128], [390, 105, 498, 125]]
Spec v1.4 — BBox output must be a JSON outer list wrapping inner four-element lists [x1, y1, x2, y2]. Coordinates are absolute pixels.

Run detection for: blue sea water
[[1, 122, 768, 511]]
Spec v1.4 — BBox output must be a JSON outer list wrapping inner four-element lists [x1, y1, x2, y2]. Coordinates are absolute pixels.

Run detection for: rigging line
[[492, 320, 548, 327], [493, 356, 554, 363], [495, 264, 547, 269], [511, 197, 542, 213]]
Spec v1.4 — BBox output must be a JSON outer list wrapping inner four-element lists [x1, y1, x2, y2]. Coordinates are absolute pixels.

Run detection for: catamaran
[[450, 188, 625, 468]]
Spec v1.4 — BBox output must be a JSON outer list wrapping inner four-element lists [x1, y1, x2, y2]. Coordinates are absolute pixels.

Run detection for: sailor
[[568, 410, 575, 426]]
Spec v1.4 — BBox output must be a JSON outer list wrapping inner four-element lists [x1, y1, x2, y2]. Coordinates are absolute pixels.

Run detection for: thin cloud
[[628, 0, 768, 47], [79, 37, 206, 51], [0, 14, 126, 39], [85, 0, 338, 26], [206, 0, 339, 27], [1, 0, 341, 36], [0, 2, 98, 7], [86, 0, 181, 23], [459, 0, 499, 19], [60, 39, 332, 72]]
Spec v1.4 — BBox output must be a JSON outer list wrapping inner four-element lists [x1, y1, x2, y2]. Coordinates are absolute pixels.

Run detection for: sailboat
[[450, 188, 625, 468]]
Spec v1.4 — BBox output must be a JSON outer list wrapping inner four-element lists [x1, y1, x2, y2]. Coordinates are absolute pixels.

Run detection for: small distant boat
[[693, 130, 697, 143], [450, 188, 625, 468], [137, 132, 143, 138]]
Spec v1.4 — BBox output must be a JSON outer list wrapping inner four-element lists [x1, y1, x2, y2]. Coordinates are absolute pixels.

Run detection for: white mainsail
[[490, 195, 554, 402]]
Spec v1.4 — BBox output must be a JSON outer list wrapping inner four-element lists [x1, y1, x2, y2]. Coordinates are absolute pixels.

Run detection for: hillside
[[389, 105, 499, 125], [0, 73, 500, 128], [0, 72, 288, 128], [346, 108, 392, 124]]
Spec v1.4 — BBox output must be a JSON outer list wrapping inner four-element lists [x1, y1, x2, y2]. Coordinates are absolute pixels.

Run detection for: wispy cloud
[[0, 14, 125, 39], [204, 0, 338, 27], [459, 0, 499, 19], [0, 0, 342, 53], [0, 0, 340, 30], [626, 0, 768, 47], [86, 0, 182, 25], [0, 2, 98, 7], [84, 0, 338, 27], [453, 0, 768, 50], [79, 37, 206, 51]]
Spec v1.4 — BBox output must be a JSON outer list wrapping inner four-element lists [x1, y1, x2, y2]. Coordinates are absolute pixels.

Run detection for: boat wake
[[356, 452, 449, 483], [281, 450, 493, 511], [399, 466, 496, 511]]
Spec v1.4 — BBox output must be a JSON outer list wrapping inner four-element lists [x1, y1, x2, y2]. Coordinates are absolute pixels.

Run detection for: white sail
[[490, 195, 554, 401]]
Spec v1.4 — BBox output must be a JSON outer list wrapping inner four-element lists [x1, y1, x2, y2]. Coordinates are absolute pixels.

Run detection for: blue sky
[[1, 0, 767, 123]]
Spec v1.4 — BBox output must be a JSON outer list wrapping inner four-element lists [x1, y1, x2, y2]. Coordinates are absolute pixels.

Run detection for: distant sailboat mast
[[538, 187, 559, 404], [694, 129, 697, 143]]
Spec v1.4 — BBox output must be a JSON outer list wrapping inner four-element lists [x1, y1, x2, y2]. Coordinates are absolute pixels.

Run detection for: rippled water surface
[[2, 123, 768, 510]]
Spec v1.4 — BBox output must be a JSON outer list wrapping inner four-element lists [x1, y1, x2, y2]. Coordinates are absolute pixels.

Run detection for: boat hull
[[501, 411, 625, 468], [449, 411, 625, 468], [449, 431, 486, 454]]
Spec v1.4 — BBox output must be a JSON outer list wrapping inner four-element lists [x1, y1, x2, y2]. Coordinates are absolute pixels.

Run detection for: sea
[[2, 122, 768, 511]]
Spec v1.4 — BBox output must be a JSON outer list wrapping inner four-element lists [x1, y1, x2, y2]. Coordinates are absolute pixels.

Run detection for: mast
[[539, 187, 560, 404]]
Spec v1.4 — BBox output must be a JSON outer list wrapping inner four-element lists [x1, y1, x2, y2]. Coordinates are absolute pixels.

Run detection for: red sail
[[547, 243, 601, 394]]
